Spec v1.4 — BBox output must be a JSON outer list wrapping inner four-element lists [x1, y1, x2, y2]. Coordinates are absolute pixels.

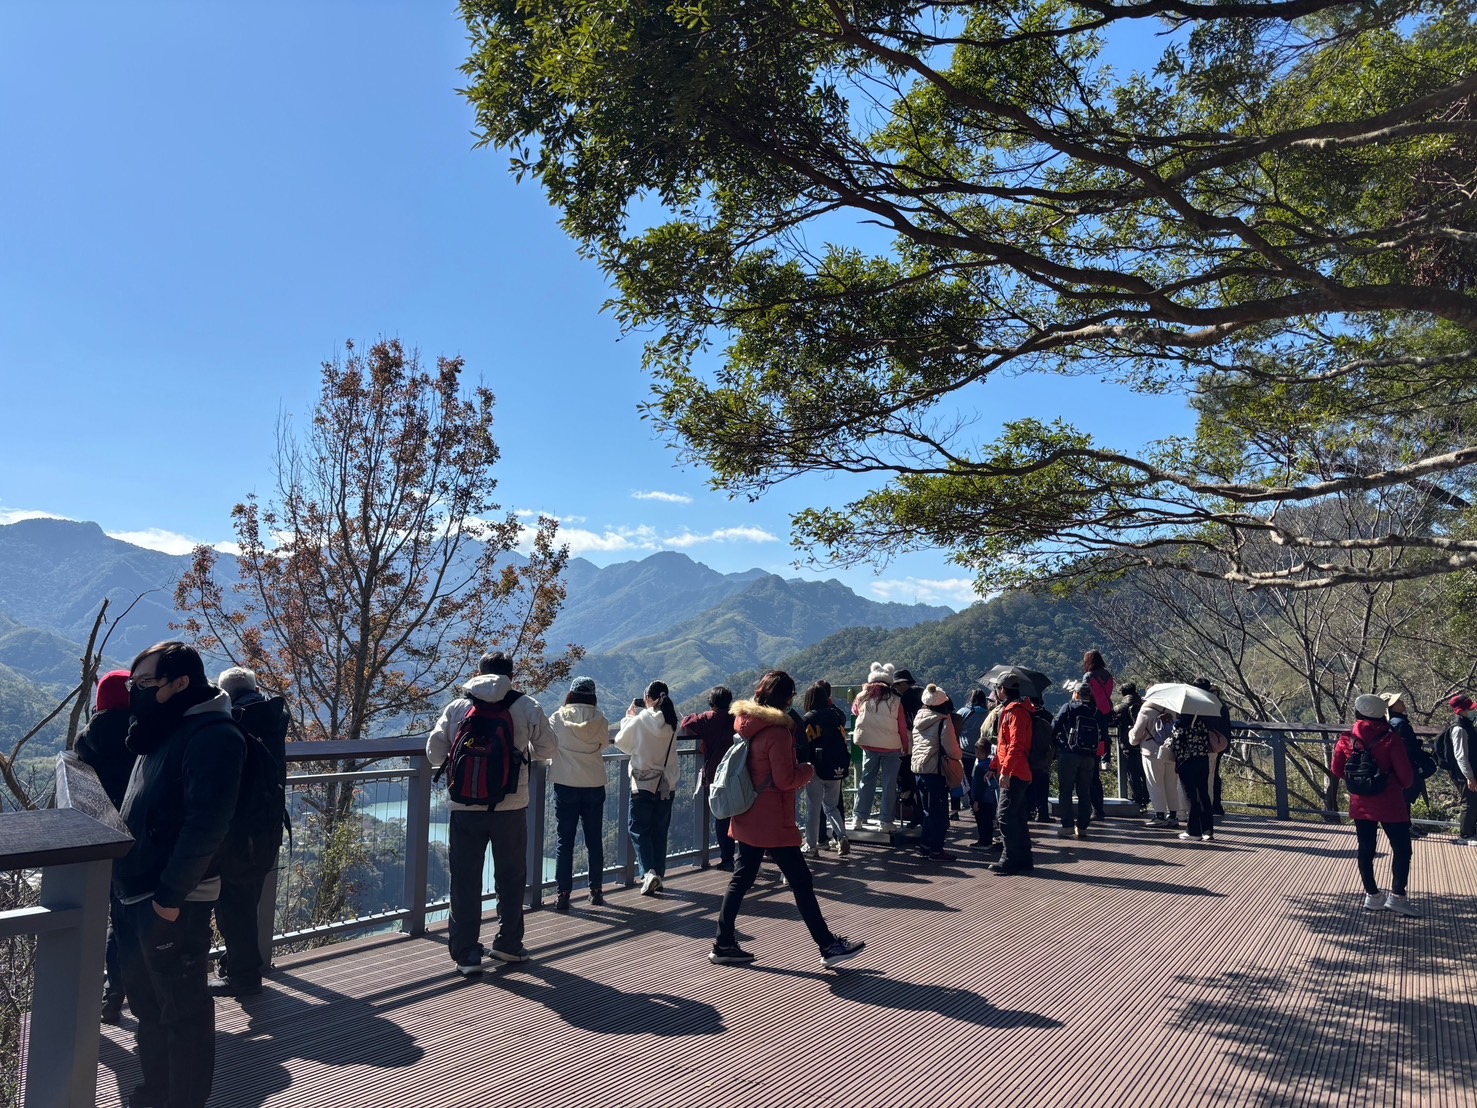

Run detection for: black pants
[[1058, 751, 1096, 831], [1121, 745, 1150, 806], [448, 807, 528, 963], [1456, 774, 1477, 839], [1177, 755, 1213, 838], [1028, 770, 1052, 820], [553, 784, 605, 895], [917, 773, 949, 851], [1089, 767, 1104, 816], [1355, 820, 1412, 896], [998, 777, 1034, 870], [713, 815, 735, 863], [716, 841, 835, 951], [213, 832, 279, 983], [116, 899, 216, 1108]]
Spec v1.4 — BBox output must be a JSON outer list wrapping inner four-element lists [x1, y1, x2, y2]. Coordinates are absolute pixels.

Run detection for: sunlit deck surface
[[95, 819, 1477, 1107]]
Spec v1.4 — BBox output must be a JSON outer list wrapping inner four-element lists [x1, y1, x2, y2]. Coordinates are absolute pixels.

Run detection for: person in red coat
[[1331, 694, 1418, 916], [710, 670, 865, 969]]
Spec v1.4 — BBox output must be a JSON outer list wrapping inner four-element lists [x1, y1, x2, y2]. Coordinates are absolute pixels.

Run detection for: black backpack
[[1433, 719, 1469, 776], [228, 719, 290, 845], [442, 690, 526, 807], [1068, 711, 1101, 756], [1343, 734, 1389, 797]]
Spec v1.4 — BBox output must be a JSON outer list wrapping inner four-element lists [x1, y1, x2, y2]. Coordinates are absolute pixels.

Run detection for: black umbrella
[[977, 665, 1052, 698]]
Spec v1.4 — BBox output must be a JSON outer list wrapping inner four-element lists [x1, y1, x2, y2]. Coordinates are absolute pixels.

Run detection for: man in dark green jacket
[[114, 642, 244, 1108]]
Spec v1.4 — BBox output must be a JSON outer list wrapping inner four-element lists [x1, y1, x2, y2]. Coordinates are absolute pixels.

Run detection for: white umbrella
[[1142, 682, 1223, 716]]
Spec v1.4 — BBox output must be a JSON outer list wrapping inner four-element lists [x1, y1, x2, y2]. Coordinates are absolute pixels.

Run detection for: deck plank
[[94, 819, 1477, 1108]]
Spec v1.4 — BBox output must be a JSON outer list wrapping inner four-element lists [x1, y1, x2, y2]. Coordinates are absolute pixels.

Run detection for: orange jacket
[[991, 699, 1034, 783]]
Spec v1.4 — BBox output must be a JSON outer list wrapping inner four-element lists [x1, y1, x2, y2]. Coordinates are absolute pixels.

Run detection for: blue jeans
[[805, 777, 847, 850], [854, 751, 901, 824], [554, 784, 605, 894], [629, 789, 674, 877], [917, 772, 949, 851]]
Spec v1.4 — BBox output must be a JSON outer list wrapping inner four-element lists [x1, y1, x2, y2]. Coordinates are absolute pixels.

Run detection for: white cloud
[[0, 508, 73, 525], [106, 528, 209, 556], [632, 490, 694, 505], [212, 541, 243, 557], [870, 577, 979, 608], [519, 521, 776, 557]]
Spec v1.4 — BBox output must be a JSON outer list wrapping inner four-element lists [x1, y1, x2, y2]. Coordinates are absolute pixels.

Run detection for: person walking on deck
[[710, 671, 865, 969], [1331, 694, 1419, 916]]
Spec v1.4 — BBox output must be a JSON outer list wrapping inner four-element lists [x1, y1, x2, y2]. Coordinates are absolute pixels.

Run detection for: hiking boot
[[100, 993, 125, 1025], [1385, 894, 1420, 917], [708, 942, 756, 965], [1363, 893, 1387, 911], [488, 944, 532, 963], [589, 889, 605, 906], [210, 976, 262, 997], [554, 892, 571, 912], [820, 937, 865, 968]]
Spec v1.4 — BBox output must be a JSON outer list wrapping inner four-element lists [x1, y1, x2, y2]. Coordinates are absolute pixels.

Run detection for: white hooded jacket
[[548, 703, 612, 789], [615, 708, 679, 795], [426, 673, 556, 813]]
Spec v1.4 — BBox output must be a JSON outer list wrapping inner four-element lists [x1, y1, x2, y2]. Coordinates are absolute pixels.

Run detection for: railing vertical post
[[25, 858, 112, 1108], [1272, 732, 1292, 821], [525, 758, 547, 911], [401, 759, 432, 936], [617, 780, 634, 888], [695, 770, 710, 870]]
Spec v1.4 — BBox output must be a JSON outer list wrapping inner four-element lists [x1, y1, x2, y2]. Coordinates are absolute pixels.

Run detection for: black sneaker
[[488, 944, 531, 964], [820, 937, 865, 968], [454, 959, 483, 977], [554, 892, 571, 913], [925, 849, 956, 861], [716, 860, 735, 872], [589, 889, 605, 906], [709, 943, 756, 964], [100, 993, 125, 1025], [210, 976, 262, 997]]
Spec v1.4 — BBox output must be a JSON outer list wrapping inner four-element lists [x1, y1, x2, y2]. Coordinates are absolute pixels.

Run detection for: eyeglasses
[[127, 674, 169, 691]]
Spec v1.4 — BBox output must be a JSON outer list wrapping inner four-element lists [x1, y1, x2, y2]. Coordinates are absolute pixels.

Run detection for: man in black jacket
[[211, 666, 291, 997], [114, 642, 245, 1108]]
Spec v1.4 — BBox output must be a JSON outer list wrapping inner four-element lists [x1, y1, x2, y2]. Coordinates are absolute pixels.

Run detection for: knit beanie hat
[[95, 669, 131, 712], [866, 662, 896, 685], [567, 675, 598, 706], [1353, 693, 1387, 720], [921, 683, 950, 708]]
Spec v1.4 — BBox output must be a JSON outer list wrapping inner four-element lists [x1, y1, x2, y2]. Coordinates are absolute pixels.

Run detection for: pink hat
[[1451, 694, 1476, 713]]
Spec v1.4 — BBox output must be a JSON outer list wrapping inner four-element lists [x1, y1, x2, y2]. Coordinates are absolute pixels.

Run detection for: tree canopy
[[460, 0, 1477, 590]]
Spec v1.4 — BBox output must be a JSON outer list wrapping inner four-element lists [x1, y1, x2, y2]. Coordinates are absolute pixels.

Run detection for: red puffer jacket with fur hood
[[729, 700, 814, 849]]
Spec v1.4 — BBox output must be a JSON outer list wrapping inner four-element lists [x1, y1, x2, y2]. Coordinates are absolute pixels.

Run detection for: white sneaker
[[1177, 831, 1193, 840], [1385, 893, 1420, 917], [640, 872, 661, 896], [1363, 893, 1387, 911], [1459, 838, 1477, 847], [877, 821, 897, 833]]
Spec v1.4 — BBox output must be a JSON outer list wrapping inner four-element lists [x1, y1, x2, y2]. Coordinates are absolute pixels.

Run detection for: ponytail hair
[[645, 680, 678, 732]]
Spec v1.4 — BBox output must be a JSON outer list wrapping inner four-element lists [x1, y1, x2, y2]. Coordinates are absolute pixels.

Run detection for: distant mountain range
[[0, 517, 953, 757]]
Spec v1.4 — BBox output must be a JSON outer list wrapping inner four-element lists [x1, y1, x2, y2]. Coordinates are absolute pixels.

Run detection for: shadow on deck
[[96, 819, 1477, 1108]]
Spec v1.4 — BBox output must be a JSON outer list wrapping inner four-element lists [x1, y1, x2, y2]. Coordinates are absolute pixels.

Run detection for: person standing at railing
[[548, 676, 612, 911], [849, 662, 909, 834], [1114, 683, 1150, 812], [912, 684, 962, 861], [428, 650, 556, 974], [989, 676, 1036, 875], [1331, 694, 1419, 916], [113, 641, 245, 1108], [210, 666, 291, 999], [709, 670, 865, 968], [1379, 692, 1436, 835], [1130, 702, 1181, 829], [75, 668, 136, 1026], [1438, 694, 1477, 845], [1082, 651, 1115, 821], [683, 686, 738, 870], [617, 680, 681, 896], [801, 681, 852, 857]]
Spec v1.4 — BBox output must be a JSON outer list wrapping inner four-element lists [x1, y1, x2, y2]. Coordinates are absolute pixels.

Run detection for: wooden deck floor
[[95, 818, 1477, 1108]]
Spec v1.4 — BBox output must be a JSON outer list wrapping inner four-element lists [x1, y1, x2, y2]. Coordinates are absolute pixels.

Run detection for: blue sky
[[0, 2, 1189, 610]]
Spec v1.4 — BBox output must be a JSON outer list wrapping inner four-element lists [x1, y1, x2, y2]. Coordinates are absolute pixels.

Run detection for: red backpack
[[444, 691, 526, 807]]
